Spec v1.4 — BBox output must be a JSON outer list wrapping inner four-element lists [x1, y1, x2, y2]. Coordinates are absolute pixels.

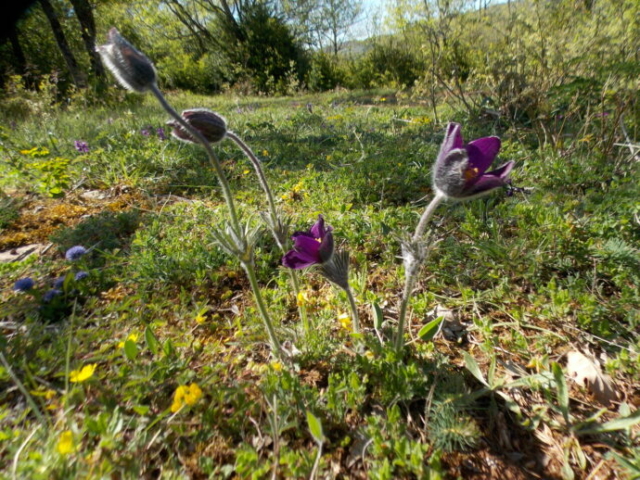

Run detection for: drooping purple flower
[[74, 141, 90, 153], [433, 123, 514, 200], [166, 109, 227, 144], [282, 215, 334, 269], [156, 127, 166, 140], [13, 277, 35, 292], [75, 271, 89, 281], [96, 27, 157, 93], [43, 289, 62, 303], [65, 246, 87, 261]]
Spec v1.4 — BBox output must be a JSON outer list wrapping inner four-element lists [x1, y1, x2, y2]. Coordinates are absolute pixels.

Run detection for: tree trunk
[[38, 0, 86, 88], [7, 26, 29, 80], [68, 0, 105, 82]]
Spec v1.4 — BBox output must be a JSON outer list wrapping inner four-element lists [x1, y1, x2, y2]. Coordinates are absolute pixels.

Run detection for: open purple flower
[[65, 245, 87, 261], [433, 123, 514, 200], [13, 277, 35, 292], [74, 141, 90, 153], [282, 215, 334, 269]]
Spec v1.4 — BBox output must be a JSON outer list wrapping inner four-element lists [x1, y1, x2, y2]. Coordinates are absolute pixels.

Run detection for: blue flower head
[[75, 271, 89, 281], [65, 246, 87, 261], [14, 277, 35, 292], [43, 289, 62, 303]]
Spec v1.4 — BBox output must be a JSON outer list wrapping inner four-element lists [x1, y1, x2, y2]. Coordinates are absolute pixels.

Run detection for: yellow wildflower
[[338, 313, 352, 332], [270, 361, 283, 372], [170, 383, 203, 413], [195, 313, 206, 324], [297, 290, 310, 307], [242, 168, 251, 175], [117, 333, 139, 349], [57, 430, 74, 455], [69, 364, 96, 383], [262, 149, 269, 157]]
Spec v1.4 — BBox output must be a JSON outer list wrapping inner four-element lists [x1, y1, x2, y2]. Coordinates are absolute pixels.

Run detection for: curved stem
[[242, 261, 283, 359], [345, 287, 360, 334], [226, 131, 279, 227], [226, 131, 311, 331], [395, 192, 445, 353], [412, 191, 445, 242], [150, 85, 241, 235]]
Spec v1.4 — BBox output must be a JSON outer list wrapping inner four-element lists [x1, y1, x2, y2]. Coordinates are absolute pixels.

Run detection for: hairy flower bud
[[96, 28, 157, 93], [166, 109, 228, 144]]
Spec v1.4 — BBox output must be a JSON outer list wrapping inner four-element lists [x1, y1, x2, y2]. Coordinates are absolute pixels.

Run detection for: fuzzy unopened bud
[[167, 109, 227, 144], [319, 249, 350, 290], [96, 28, 157, 93]]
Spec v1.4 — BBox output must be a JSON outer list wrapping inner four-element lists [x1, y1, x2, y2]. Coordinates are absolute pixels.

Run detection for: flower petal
[[318, 231, 334, 263], [483, 160, 514, 179], [309, 215, 330, 239], [466, 136, 501, 175], [282, 250, 320, 269], [292, 234, 322, 257], [444, 123, 464, 152]]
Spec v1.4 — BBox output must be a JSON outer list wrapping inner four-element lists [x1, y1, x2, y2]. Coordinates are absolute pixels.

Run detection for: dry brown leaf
[[565, 351, 618, 406]]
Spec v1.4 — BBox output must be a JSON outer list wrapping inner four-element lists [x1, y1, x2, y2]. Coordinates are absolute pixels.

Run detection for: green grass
[[0, 89, 639, 479]]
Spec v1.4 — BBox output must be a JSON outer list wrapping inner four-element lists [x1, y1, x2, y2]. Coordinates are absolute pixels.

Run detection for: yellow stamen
[[463, 167, 479, 181]]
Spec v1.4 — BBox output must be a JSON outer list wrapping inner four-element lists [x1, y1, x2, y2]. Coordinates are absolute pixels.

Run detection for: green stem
[[226, 131, 279, 231], [226, 131, 311, 331], [242, 261, 283, 359], [150, 85, 241, 235], [345, 287, 360, 334], [288, 269, 309, 333], [412, 191, 445, 242], [0, 349, 47, 426], [395, 193, 445, 353]]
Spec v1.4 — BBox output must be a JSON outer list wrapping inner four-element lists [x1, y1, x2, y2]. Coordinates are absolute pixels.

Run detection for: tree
[[314, 0, 362, 56], [68, 0, 104, 82], [38, 0, 86, 88]]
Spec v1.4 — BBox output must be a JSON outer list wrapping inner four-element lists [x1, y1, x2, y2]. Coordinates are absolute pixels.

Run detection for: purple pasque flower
[[74, 140, 90, 153], [96, 27, 157, 93], [141, 128, 151, 137], [433, 123, 514, 200], [13, 277, 35, 292], [156, 127, 166, 140], [282, 215, 334, 269], [65, 245, 87, 261], [166, 109, 227, 144]]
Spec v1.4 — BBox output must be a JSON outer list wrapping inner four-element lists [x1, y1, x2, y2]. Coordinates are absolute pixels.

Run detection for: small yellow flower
[[57, 430, 75, 455], [195, 313, 206, 324], [117, 333, 139, 349], [338, 313, 352, 332], [170, 383, 203, 413], [262, 150, 269, 157], [297, 290, 310, 307], [270, 361, 283, 372], [69, 364, 96, 383], [242, 168, 251, 175]]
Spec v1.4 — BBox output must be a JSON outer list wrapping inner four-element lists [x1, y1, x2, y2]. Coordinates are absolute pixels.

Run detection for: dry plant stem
[[242, 261, 283, 359], [395, 193, 445, 352], [226, 131, 309, 331], [345, 286, 361, 334], [150, 85, 241, 235]]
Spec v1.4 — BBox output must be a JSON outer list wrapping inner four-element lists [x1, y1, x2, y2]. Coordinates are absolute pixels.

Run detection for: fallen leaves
[[565, 351, 618, 406]]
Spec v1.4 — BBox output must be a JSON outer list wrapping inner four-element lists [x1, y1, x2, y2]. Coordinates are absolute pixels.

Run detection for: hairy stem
[[345, 286, 361, 334], [242, 261, 283, 359], [150, 85, 241, 235], [395, 193, 445, 352]]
